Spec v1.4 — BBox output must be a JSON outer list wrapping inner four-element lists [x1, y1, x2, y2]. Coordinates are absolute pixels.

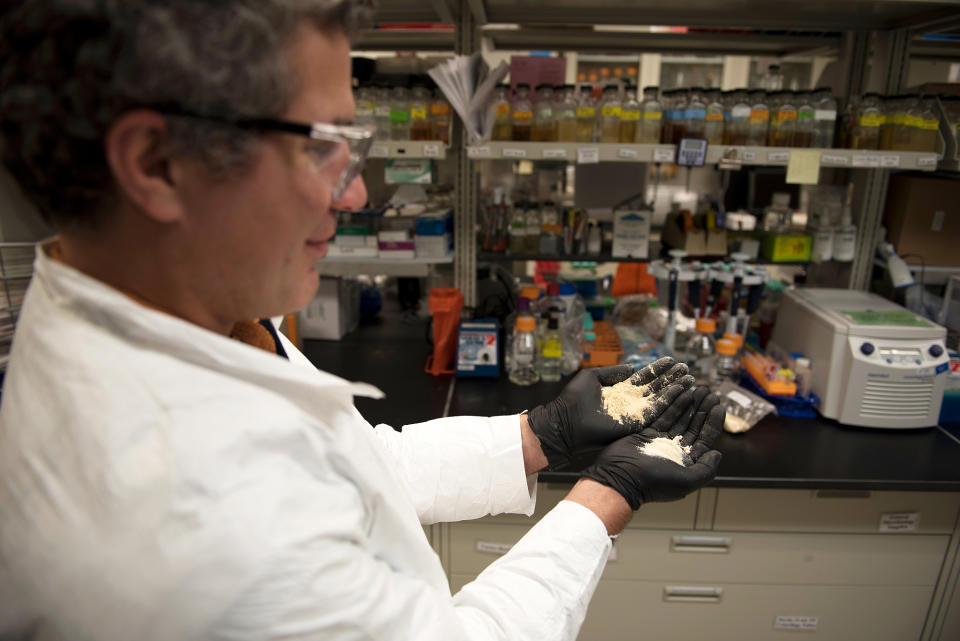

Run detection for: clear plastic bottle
[[747, 91, 770, 146], [620, 84, 642, 143], [685, 87, 707, 139], [539, 316, 563, 382], [555, 85, 578, 142], [794, 91, 815, 148], [639, 85, 663, 143], [509, 315, 540, 386], [511, 83, 534, 142], [682, 317, 718, 385], [768, 91, 797, 147], [712, 338, 740, 384], [811, 87, 837, 148], [408, 85, 434, 140], [531, 83, 557, 142], [389, 86, 411, 140], [725, 90, 751, 145], [373, 86, 392, 140], [557, 282, 585, 375], [490, 84, 513, 141], [704, 90, 725, 145], [576, 89, 598, 142], [852, 93, 883, 150], [598, 84, 622, 143]]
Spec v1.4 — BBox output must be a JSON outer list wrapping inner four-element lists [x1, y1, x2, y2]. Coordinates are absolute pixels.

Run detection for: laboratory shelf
[[478, 251, 810, 266], [316, 255, 452, 278], [466, 141, 942, 172], [367, 140, 449, 160], [355, 27, 455, 52]]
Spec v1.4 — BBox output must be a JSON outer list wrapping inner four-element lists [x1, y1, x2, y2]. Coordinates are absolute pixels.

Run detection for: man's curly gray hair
[[0, 0, 373, 227]]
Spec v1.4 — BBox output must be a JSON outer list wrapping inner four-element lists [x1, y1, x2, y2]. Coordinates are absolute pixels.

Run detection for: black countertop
[[304, 306, 960, 492]]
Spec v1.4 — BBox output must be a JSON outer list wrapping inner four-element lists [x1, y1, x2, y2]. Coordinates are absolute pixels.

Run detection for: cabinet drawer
[[449, 523, 948, 587], [574, 580, 935, 641], [608, 530, 947, 586], [448, 576, 933, 641], [714, 488, 960, 533], [484, 482, 697, 530]]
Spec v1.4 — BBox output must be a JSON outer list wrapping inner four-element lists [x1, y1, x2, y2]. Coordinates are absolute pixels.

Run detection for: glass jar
[[373, 86, 392, 140], [598, 84, 622, 143], [768, 91, 797, 147], [576, 88, 598, 142], [851, 93, 883, 150], [389, 86, 411, 140], [794, 91, 815, 148], [685, 87, 707, 139], [812, 87, 838, 148], [531, 83, 557, 142], [704, 90, 725, 145], [912, 95, 941, 153], [620, 84, 642, 143], [555, 85, 578, 142], [747, 91, 770, 146], [712, 338, 740, 385], [430, 92, 452, 145], [681, 317, 718, 385], [509, 315, 540, 386], [490, 84, 513, 141], [408, 85, 434, 140], [725, 90, 751, 145]]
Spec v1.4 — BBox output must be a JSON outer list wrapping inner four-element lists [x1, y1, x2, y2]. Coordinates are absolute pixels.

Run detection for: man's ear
[[104, 110, 185, 223]]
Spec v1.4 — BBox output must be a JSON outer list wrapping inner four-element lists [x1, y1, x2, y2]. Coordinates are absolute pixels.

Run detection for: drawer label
[[774, 616, 819, 630], [879, 512, 920, 532], [475, 540, 513, 555]]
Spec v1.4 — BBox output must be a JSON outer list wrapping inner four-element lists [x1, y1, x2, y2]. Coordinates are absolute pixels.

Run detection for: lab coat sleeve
[[371, 415, 537, 524], [214, 489, 611, 641]]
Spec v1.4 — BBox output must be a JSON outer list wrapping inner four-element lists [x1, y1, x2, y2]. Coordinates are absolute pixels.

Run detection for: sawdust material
[[639, 435, 692, 467], [602, 381, 654, 424], [724, 414, 752, 434]]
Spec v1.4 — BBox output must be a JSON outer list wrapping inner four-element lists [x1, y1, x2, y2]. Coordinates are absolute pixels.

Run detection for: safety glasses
[[158, 109, 376, 200]]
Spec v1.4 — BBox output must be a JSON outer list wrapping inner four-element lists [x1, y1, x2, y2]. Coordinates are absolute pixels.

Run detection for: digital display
[[879, 348, 920, 357], [684, 140, 705, 151]]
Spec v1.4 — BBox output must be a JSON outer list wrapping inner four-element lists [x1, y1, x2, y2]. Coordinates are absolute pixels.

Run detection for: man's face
[[176, 24, 366, 323]]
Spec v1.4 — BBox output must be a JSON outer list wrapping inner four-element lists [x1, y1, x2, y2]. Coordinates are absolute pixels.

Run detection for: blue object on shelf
[[739, 370, 821, 418]]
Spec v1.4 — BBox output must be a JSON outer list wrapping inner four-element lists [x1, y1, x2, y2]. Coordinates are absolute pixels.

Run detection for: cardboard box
[[883, 174, 960, 266]]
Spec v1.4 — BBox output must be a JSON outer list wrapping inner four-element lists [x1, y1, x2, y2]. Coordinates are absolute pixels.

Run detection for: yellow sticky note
[[786, 150, 822, 185]]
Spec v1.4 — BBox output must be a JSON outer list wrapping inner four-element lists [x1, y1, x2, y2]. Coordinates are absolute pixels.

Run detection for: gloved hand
[[580, 389, 724, 509], [527, 357, 695, 470]]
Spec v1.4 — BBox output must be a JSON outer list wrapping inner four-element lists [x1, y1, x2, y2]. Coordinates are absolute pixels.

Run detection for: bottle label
[[775, 109, 798, 123], [643, 111, 663, 120], [375, 105, 391, 117], [431, 103, 452, 116], [859, 113, 884, 127], [705, 112, 724, 122], [542, 338, 562, 359], [389, 109, 410, 123], [750, 109, 770, 122], [731, 105, 751, 119], [814, 109, 837, 121], [621, 109, 641, 121], [921, 118, 940, 131], [602, 106, 622, 118], [496, 104, 510, 117], [665, 109, 684, 120], [685, 108, 707, 120], [410, 107, 427, 120], [888, 113, 905, 126], [512, 110, 533, 121], [577, 107, 596, 118], [797, 109, 814, 121]]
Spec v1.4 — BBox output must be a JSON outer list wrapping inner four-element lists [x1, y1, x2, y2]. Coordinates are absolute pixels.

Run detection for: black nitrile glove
[[527, 357, 695, 470], [580, 389, 724, 509]]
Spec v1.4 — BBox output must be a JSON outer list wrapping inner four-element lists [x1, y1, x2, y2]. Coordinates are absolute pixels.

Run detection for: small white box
[[298, 277, 360, 340], [377, 230, 412, 242]]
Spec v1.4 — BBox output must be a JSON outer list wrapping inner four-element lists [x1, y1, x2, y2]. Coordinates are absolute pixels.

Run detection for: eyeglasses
[[157, 108, 376, 200]]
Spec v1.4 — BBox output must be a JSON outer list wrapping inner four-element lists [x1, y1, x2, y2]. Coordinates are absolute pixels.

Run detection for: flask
[[712, 338, 740, 384], [682, 317, 718, 385], [539, 316, 563, 382], [511, 83, 533, 141], [490, 84, 513, 141], [509, 315, 540, 386], [639, 86, 663, 143]]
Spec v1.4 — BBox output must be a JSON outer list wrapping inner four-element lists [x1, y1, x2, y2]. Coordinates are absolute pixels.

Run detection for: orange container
[[425, 288, 464, 375], [582, 321, 624, 368], [742, 352, 797, 396]]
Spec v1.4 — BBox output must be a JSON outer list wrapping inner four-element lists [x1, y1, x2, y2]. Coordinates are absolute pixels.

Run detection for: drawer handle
[[671, 535, 731, 553], [663, 586, 723, 603], [815, 489, 871, 499]]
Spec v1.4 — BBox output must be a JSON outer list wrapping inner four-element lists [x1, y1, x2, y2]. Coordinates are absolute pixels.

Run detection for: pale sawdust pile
[[638, 434, 692, 467], [601, 380, 654, 424]]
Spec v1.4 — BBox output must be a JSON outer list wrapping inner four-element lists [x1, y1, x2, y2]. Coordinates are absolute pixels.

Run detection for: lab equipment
[[456, 319, 500, 378], [771, 288, 950, 428], [508, 314, 539, 385], [682, 317, 717, 385], [713, 338, 740, 385], [540, 316, 563, 382]]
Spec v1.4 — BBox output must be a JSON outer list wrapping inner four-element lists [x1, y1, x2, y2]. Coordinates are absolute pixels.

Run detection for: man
[[0, 2, 722, 640]]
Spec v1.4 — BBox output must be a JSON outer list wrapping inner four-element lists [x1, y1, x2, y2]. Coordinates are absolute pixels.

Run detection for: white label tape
[[577, 147, 600, 164], [821, 154, 850, 166], [468, 146, 491, 158], [369, 145, 389, 158], [502, 148, 527, 159], [542, 148, 568, 159], [617, 148, 639, 160], [653, 148, 676, 163], [879, 512, 920, 532], [774, 616, 819, 631], [422, 143, 442, 158]]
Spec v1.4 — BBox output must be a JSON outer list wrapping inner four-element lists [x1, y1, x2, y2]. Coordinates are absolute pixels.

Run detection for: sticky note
[[786, 150, 821, 184]]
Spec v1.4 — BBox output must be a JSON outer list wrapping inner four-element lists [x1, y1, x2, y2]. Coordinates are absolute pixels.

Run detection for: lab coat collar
[[33, 241, 385, 407]]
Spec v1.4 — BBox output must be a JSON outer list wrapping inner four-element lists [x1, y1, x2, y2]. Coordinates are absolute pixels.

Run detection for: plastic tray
[[739, 369, 820, 418]]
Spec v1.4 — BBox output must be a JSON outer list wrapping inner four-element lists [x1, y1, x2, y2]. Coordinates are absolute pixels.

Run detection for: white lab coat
[[0, 246, 612, 641]]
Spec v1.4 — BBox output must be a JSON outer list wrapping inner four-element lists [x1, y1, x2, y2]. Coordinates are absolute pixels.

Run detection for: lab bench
[[302, 317, 960, 640]]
